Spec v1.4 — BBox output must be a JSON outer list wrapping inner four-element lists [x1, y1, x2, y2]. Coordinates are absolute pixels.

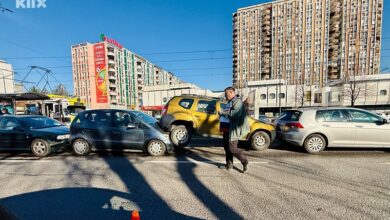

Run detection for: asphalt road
[[0, 138, 389, 220]]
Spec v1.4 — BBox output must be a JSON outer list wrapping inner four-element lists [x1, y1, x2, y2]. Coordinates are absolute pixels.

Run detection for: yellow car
[[159, 95, 276, 151]]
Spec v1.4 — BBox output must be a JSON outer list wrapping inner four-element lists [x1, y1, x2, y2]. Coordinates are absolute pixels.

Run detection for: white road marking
[[0, 158, 269, 165], [137, 160, 269, 165], [0, 159, 52, 163], [381, 162, 390, 165]]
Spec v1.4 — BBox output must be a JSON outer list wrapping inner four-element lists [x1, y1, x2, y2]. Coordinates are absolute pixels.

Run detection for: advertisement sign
[[99, 34, 123, 49], [94, 43, 108, 103]]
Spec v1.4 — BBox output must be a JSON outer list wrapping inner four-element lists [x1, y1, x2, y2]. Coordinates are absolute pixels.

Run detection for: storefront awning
[[0, 93, 50, 101]]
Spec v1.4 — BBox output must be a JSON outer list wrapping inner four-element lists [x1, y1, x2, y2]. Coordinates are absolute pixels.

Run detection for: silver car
[[276, 107, 390, 154]]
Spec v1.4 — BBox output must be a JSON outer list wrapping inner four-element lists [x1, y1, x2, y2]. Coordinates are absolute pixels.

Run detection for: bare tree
[[28, 86, 48, 94], [52, 84, 70, 96], [295, 84, 306, 108], [343, 74, 375, 107]]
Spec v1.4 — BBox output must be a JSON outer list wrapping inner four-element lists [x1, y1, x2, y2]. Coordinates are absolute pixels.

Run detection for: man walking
[[219, 87, 250, 172]]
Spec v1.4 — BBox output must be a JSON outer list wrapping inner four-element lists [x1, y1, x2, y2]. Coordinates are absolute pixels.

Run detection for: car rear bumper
[[277, 131, 304, 147]]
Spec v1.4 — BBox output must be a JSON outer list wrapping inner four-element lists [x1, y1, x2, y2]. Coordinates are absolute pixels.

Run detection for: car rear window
[[278, 111, 302, 121], [179, 98, 194, 109]]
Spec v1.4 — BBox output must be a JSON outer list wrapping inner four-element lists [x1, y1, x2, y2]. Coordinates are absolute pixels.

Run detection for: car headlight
[[57, 134, 70, 140], [163, 134, 170, 140]]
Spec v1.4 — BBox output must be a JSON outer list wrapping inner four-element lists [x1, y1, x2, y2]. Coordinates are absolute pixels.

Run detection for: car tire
[[251, 131, 271, 151], [146, 140, 166, 156], [31, 139, 51, 157], [170, 125, 192, 147], [72, 138, 91, 156], [304, 134, 326, 154]]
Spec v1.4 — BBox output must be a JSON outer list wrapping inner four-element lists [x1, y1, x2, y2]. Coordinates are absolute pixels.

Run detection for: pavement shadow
[[176, 152, 244, 219], [102, 153, 200, 219], [0, 188, 134, 220]]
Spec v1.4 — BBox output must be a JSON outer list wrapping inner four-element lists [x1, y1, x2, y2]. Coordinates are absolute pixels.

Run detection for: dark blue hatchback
[[0, 115, 70, 157], [70, 109, 173, 156]]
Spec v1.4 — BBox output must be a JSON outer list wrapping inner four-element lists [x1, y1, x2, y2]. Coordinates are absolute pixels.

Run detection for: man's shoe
[[242, 161, 248, 173], [226, 164, 233, 171]]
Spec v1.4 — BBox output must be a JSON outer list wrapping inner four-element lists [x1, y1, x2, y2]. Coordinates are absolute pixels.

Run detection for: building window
[[269, 93, 276, 99], [380, 90, 387, 96], [279, 93, 285, 99], [260, 94, 267, 100]]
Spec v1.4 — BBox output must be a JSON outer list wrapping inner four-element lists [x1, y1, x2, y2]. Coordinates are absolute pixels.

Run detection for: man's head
[[224, 87, 236, 101]]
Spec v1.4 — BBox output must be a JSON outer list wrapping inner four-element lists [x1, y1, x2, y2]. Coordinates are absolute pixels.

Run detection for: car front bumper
[[48, 139, 71, 152]]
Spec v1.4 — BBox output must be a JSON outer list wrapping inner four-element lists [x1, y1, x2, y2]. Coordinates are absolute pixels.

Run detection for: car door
[[346, 109, 390, 147], [316, 110, 356, 147], [110, 110, 144, 149], [83, 111, 113, 149], [119, 112, 144, 149], [193, 99, 220, 136], [0, 117, 29, 150]]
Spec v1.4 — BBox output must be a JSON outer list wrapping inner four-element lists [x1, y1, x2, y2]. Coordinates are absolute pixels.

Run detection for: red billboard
[[94, 43, 108, 103]]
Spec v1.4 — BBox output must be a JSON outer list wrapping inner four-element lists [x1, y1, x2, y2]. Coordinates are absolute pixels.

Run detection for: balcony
[[108, 60, 115, 65], [109, 83, 117, 88], [108, 67, 116, 73], [107, 51, 115, 57], [110, 91, 117, 96], [109, 75, 116, 81], [138, 78, 143, 83]]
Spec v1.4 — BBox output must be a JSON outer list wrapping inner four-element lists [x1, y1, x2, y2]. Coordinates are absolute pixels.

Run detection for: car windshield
[[131, 111, 158, 125], [278, 111, 302, 121], [19, 117, 62, 129]]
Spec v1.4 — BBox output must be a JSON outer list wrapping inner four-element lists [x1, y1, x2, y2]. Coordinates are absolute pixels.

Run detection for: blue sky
[[0, 0, 390, 93]]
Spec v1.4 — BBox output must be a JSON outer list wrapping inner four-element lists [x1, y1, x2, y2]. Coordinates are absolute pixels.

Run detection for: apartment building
[[0, 60, 15, 94], [233, 0, 383, 89], [71, 35, 183, 110]]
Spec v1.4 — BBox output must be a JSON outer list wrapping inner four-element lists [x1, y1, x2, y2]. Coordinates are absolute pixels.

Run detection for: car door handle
[[355, 125, 363, 128], [112, 131, 121, 134], [194, 115, 200, 118], [322, 125, 330, 127]]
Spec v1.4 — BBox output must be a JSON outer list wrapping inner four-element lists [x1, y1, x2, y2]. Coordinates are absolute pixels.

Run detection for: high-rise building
[[233, 0, 383, 88], [71, 34, 183, 109], [0, 60, 15, 94]]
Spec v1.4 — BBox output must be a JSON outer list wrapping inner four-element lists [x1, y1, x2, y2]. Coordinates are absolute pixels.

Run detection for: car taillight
[[162, 105, 168, 116], [286, 122, 304, 129]]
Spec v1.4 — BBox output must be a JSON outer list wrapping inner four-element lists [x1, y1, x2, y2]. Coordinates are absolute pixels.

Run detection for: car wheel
[[72, 138, 91, 156], [170, 125, 192, 147], [31, 139, 51, 157], [304, 134, 326, 154], [251, 131, 271, 151], [147, 140, 166, 156]]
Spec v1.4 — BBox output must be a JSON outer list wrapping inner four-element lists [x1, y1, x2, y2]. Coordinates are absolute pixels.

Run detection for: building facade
[[0, 60, 15, 94], [233, 0, 383, 89], [243, 74, 390, 119], [71, 35, 183, 110]]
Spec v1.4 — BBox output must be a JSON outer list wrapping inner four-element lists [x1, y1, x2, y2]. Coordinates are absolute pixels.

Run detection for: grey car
[[276, 107, 390, 154], [70, 109, 173, 156]]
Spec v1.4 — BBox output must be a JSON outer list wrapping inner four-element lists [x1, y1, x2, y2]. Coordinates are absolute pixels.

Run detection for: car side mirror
[[127, 124, 136, 129], [13, 126, 25, 132]]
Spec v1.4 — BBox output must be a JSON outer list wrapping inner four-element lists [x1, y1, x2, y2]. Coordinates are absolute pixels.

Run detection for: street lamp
[[278, 73, 282, 115]]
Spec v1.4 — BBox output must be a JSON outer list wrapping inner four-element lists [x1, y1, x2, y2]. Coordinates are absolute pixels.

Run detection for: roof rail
[[178, 94, 222, 100]]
